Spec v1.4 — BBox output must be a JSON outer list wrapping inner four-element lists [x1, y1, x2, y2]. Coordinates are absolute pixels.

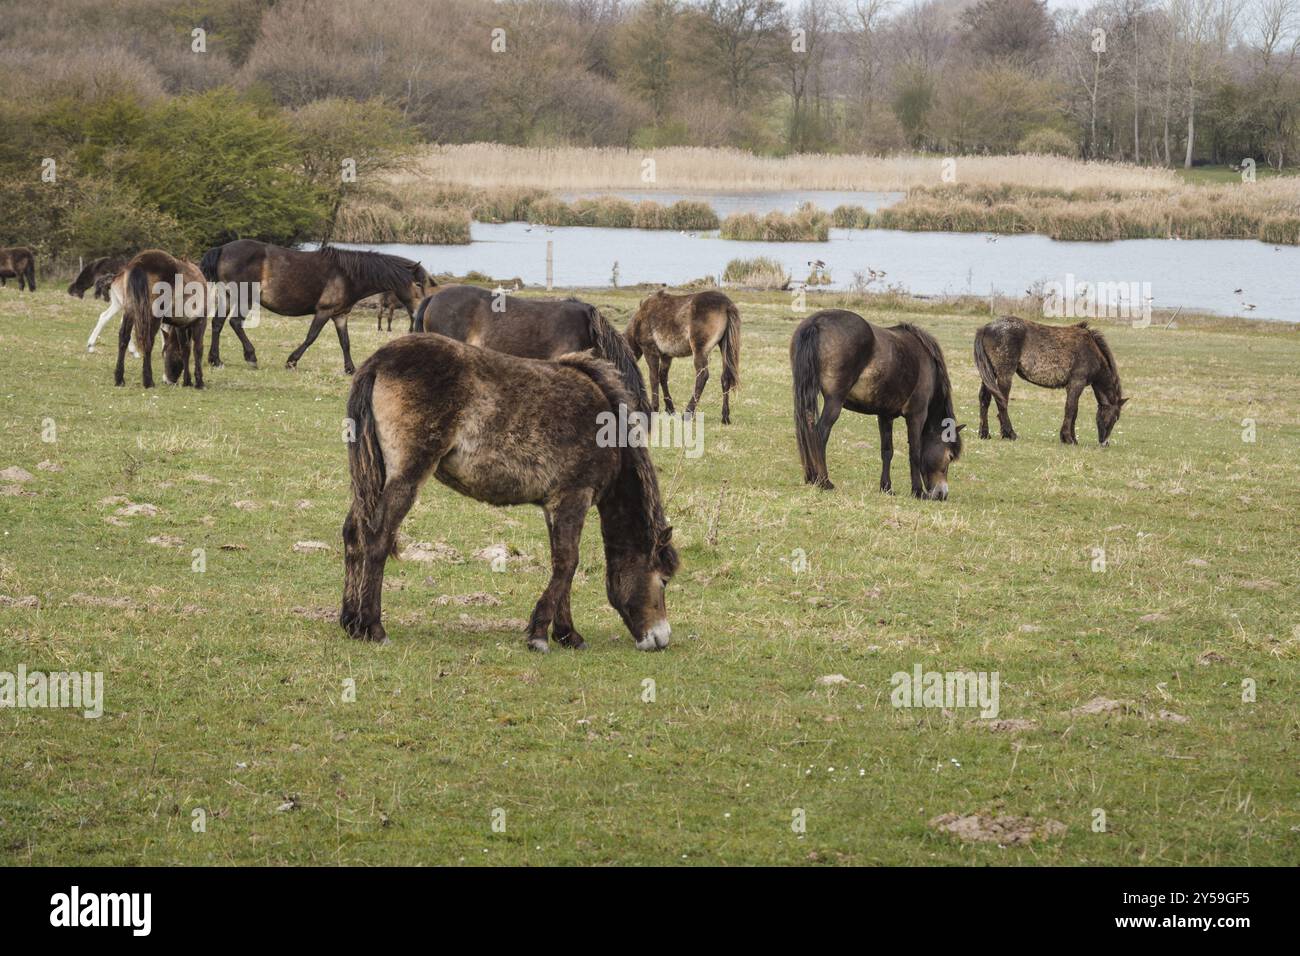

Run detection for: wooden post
[[546, 240, 553, 292]]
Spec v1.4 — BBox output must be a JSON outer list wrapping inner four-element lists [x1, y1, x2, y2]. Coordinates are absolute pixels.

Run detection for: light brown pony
[[114, 250, 210, 389], [0, 247, 36, 291], [625, 288, 741, 423], [377, 277, 438, 332], [341, 334, 679, 652], [974, 316, 1127, 445]]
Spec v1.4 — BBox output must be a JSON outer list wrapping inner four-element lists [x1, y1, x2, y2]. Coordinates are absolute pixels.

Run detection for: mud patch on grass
[[930, 812, 1066, 845]]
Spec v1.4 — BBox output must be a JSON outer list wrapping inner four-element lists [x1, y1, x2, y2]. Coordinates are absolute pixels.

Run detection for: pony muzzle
[[636, 619, 671, 651]]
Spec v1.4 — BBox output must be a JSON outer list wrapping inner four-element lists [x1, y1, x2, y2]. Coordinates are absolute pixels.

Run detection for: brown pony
[[0, 247, 36, 291], [791, 309, 963, 498], [377, 276, 439, 332], [68, 255, 127, 298], [341, 334, 678, 652], [114, 250, 209, 390], [415, 285, 651, 414], [199, 240, 430, 373], [974, 316, 1127, 445], [625, 288, 741, 423]]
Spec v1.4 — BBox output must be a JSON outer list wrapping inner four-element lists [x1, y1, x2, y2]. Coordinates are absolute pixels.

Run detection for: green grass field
[[1, 285, 1297, 865]]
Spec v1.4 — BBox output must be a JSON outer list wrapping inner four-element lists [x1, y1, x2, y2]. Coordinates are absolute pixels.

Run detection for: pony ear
[[662, 525, 673, 541], [955, 423, 967, 433], [1119, 397, 1129, 407]]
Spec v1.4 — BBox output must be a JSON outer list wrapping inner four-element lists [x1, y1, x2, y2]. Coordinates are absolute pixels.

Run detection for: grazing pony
[[68, 255, 127, 299], [377, 275, 438, 332], [625, 288, 741, 423], [974, 316, 1127, 445], [199, 240, 430, 373], [791, 309, 963, 498], [0, 247, 36, 291], [341, 334, 678, 652], [415, 285, 651, 414], [114, 250, 210, 389]]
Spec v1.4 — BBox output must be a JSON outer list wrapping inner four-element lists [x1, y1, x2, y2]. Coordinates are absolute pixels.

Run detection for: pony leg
[[208, 313, 226, 367], [684, 350, 709, 419], [139, 319, 158, 389], [530, 492, 592, 653], [228, 316, 258, 366], [285, 309, 335, 370], [811, 396, 843, 490], [644, 351, 662, 413], [659, 356, 675, 414], [1061, 381, 1085, 445], [978, 385, 992, 439], [113, 313, 132, 386], [878, 416, 895, 493], [994, 377, 1016, 440], [332, 313, 356, 374], [192, 319, 206, 390], [88, 299, 125, 354], [721, 382, 731, 425], [905, 413, 926, 498], [350, 474, 420, 644]]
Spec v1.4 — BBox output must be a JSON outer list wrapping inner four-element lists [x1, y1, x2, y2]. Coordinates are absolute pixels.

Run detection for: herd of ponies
[[4, 241, 1127, 652]]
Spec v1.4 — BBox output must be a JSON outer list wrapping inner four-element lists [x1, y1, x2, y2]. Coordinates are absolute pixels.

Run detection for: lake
[[329, 188, 1298, 322]]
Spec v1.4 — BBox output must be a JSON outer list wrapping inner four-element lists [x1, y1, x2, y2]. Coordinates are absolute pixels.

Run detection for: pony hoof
[[978, 429, 990, 439], [556, 632, 587, 650], [813, 477, 834, 491], [1002, 432, 1017, 441], [527, 637, 550, 653], [285, 360, 297, 370], [209, 359, 224, 368]]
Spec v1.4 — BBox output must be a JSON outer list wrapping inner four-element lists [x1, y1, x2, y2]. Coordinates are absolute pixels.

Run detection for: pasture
[[1, 286, 1297, 865]]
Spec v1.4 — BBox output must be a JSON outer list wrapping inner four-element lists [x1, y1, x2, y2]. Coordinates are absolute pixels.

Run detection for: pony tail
[[624, 309, 643, 359], [346, 365, 397, 556], [790, 319, 826, 485], [973, 326, 1007, 404], [414, 293, 433, 333], [199, 245, 223, 282], [124, 264, 153, 354], [721, 303, 741, 393], [587, 305, 651, 415]]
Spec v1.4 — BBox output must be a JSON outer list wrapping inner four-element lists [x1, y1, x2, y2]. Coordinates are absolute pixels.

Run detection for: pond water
[[342, 222, 1300, 322]]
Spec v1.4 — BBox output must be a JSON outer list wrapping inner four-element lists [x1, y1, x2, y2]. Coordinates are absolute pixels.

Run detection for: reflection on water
[[336, 222, 1300, 322]]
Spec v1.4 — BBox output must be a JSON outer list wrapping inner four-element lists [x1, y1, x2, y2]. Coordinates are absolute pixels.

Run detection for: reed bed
[[721, 256, 790, 290], [407, 144, 1181, 193], [333, 197, 471, 244], [720, 204, 830, 242]]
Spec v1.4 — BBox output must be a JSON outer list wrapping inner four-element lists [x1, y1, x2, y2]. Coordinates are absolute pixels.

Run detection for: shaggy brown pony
[[68, 255, 127, 298], [377, 276, 439, 332], [341, 334, 679, 652], [791, 309, 963, 498], [974, 316, 1127, 445], [0, 247, 36, 291], [625, 288, 740, 423], [199, 240, 430, 372], [415, 284, 651, 414], [114, 250, 209, 390]]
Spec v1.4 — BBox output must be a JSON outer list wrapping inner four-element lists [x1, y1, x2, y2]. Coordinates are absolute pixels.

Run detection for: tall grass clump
[[334, 197, 470, 244], [832, 204, 871, 228], [722, 256, 790, 289], [720, 203, 830, 242]]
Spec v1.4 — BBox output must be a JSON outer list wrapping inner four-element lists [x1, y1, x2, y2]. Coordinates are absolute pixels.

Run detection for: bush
[[720, 204, 830, 242], [1018, 128, 1077, 157], [832, 204, 871, 228], [722, 256, 789, 289]]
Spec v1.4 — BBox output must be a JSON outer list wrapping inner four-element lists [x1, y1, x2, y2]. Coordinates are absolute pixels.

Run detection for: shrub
[[1017, 128, 1077, 157], [722, 256, 789, 289]]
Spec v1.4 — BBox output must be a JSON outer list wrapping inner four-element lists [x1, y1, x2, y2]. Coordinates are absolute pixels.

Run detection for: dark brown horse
[[415, 284, 651, 414], [341, 334, 678, 652], [114, 250, 209, 390], [791, 310, 963, 498], [974, 316, 1127, 445], [199, 240, 430, 373], [377, 275, 439, 332], [625, 288, 740, 423], [0, 247, 36, 291], [68, 255, 127, 298]]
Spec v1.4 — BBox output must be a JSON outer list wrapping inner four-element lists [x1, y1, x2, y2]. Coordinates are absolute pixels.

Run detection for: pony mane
[[558, 353, 678, 575], [897, 323, 962, 459], [317, 246, 425, 292], [1088, 328, 1122, 397]]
